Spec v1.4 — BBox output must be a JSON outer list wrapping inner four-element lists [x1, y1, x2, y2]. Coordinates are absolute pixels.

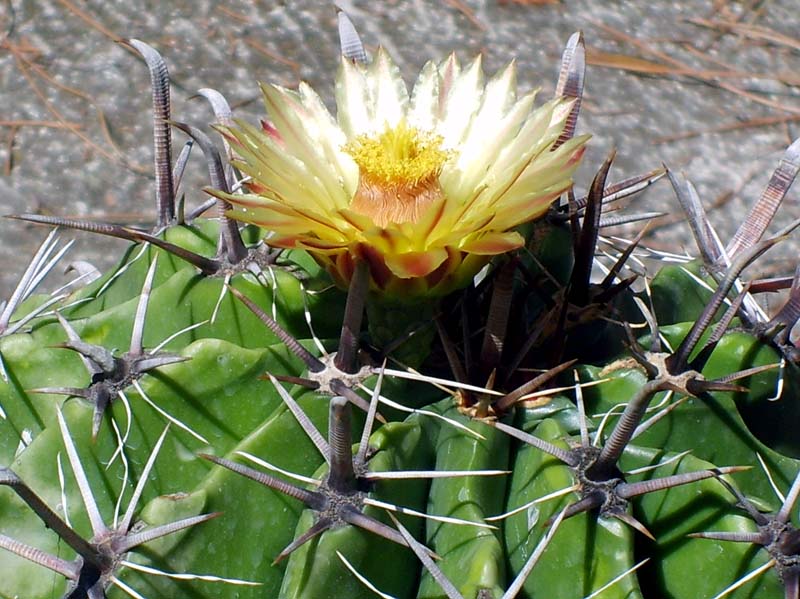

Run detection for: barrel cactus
[[2, 11, 800, 599]]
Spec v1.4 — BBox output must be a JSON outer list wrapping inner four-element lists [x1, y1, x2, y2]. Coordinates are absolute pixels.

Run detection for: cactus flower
[[216, 49, 588, 298]]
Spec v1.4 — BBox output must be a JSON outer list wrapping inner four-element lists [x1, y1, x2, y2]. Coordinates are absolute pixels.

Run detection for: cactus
[[2, 11, 800, 599]]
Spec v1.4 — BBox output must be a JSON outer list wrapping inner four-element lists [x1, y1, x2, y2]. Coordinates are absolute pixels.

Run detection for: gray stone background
[[1, 0, 799, 310]]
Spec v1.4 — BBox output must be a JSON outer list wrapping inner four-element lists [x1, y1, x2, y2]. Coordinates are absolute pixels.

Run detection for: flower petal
[[439, 88, 538, 200], [437, 55, 483, 148], [257, 86, 352, 209], [409, 61, 440, 131], [336, 58, 371, 137], [460, 231, 524, 255], [455, 64, 525, 165], [298, 82, 359, 197], [368, 48, 409, 130], [384, 248, 449, 279]]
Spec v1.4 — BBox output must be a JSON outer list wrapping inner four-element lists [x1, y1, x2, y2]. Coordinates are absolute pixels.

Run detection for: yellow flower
[[216, 49, 588, 298]]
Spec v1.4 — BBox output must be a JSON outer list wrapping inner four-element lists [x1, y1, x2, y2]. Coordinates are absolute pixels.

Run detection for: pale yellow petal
[[337, 207, 376, 233], [451, 62, 521, 166], [359, 222, 416, 255], [225, 195, 352, 241], [437, 55, 483, 148], [490, 137, 588, 228], [298, 82, 359, 198], [436, 54, 462, 121], [403, 194, 448, 249], [481, 98, 561, 184], [461, 99, 564, 217], [384, 248, 449, 279], [227, 121, 339, 214], [336, 57, 371, 137], [260, 84, 351, 208], [439, 88, 538, 199], [368, 47, 409, 130], [459, 231, 524, 254], [409, 61, 440, 131]]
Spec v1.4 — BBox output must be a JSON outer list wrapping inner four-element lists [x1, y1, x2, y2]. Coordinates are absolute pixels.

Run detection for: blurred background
[[1, 0, 799, 307]]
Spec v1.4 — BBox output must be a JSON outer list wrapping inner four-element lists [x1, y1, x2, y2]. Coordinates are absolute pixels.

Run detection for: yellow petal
[[437, 55, 483, 148], [336, 57, 371, 137], [359, 222, 416, 255], [409, 61, 440, 131], [369, 48, 409, 130], [384, 248, 449, 279], [440, 88, 538, 199], [260, 83, 351, 208], [228, 118, 340, 214], [460, 231, 524, 255]]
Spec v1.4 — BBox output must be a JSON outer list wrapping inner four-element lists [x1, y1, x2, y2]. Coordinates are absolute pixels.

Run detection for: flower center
[[344, 121, 449, 227]]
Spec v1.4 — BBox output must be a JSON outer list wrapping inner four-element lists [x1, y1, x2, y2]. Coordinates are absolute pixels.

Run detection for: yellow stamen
[[344, 121, 450, 226], [345, 121, 448, 186]]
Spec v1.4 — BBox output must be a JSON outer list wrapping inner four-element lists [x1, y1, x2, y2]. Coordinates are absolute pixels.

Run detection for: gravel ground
[[1, 0, 799, 305]]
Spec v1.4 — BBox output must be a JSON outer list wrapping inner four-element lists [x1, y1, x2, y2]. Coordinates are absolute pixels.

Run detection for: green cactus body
[[280, 417, 435, 599], [622, 445, 783, 599], [417, 406, 508, 599], [649, 262, 714, 326], [505, 416, 642, 599]]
